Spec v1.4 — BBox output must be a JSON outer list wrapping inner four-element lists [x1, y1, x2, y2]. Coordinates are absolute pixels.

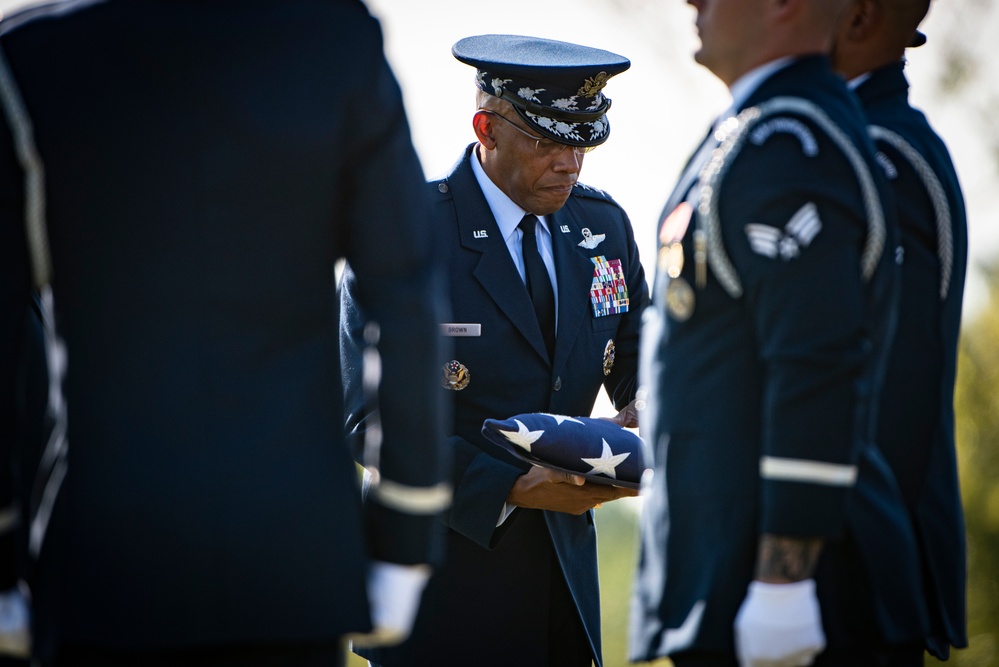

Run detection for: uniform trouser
[[368, 554, 593, 667], [671, 644, 923, 667], [51, 642, 346, 667], [548, 549, 594, 667]]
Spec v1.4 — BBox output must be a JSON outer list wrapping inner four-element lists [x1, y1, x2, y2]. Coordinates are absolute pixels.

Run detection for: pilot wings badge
[[745, 202, 822, 261], [578, 228, 606, 249]]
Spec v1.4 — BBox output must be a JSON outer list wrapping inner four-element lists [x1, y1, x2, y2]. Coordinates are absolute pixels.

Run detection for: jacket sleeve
[[603, 203, 650, 410], [719, 116, 892, 539], [341, 263, 527, 550], [0, 51, 31, 592], [337, 19, 450, 567]]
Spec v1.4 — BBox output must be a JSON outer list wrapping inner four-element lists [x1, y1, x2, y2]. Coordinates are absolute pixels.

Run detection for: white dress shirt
[[470, 146, 560, 322]]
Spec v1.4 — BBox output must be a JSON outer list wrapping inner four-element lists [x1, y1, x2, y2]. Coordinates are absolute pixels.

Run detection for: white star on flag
[[546, 414, 584, 426], [498, 419, 545, 453], [581, 438, 631, 479]]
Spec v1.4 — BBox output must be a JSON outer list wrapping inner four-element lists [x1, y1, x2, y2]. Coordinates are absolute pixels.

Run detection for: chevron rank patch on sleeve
[[745, 202, 822, 260], [480, 413, 648, 489]]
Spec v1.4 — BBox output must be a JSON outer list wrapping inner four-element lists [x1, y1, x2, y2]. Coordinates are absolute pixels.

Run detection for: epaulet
[[571, 181, 615, 203], [428, 177, 453, 198], [869, 125, 953, 299], [695, 96, 886, 299]]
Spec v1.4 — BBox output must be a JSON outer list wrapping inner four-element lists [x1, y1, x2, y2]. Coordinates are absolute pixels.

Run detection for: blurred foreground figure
[[630, 0, 930, 664], [0, 1, 448, 665], [833, 0, 969, 659]]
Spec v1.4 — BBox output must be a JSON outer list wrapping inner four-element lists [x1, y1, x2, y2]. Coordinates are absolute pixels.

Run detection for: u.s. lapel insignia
[[665, 277, 695, 321], [442, 360, 470, 391], [578, 227, 606, 249], [602, 339, 616, 376]]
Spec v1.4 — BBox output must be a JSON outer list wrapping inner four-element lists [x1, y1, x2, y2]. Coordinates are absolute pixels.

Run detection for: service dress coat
[[0, 0, 447, 660], [856, 61, 969, 659], [630, 56, 927, 661], [340, 144, 650, 666]]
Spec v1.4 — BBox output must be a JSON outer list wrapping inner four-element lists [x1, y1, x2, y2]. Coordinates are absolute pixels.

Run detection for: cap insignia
[[552, 97, 580, 111], [490, 76, 512, 96], [577, 71, 610, 97], [518, 87, 546, 103]]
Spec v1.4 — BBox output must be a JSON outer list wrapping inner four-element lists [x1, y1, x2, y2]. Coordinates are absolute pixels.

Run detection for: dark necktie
[[519, 214, 556, 358]]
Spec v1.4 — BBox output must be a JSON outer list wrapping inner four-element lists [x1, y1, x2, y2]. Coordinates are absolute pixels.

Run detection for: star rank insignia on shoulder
[[572, 181, 613, 201]]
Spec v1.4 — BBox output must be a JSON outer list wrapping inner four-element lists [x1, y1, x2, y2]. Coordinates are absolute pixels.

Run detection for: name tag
[[440, 323, 482, 337]]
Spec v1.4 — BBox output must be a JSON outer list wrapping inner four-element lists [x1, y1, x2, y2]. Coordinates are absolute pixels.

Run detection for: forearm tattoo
[[754, 534, 823, 583]]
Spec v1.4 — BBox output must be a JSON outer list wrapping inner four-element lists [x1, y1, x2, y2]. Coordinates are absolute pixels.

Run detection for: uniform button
[[635, 387, 648, 411], [554, 377, 562, 391], [438, 182, 449, 193]]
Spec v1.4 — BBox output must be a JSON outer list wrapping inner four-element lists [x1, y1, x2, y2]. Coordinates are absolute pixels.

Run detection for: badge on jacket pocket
[[442, 360, 470, 391], [602, 339, 615, 376], [589, 256, 629, 318]]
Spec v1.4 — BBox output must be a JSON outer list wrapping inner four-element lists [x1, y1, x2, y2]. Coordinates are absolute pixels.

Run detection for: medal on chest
[[656, 201, 704, 321]]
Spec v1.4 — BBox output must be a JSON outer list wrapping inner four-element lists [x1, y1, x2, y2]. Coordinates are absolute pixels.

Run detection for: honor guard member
[[629, 0, 930, 665], [0, 0, 450, 664], [833, 0, 970, 660], [340, 34, 649, 667]]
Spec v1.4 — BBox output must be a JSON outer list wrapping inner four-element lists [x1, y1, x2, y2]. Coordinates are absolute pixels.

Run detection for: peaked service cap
[[452, 34, 630, 147]]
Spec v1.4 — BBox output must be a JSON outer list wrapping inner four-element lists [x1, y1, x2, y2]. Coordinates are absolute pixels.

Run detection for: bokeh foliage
[[939, 264, 999, 667]]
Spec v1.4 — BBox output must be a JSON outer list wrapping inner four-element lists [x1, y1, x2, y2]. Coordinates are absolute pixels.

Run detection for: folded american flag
[[481, 413, 648, 489]]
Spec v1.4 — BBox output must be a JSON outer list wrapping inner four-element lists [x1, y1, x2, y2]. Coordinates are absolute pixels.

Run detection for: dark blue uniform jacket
[[858, 61, 969, 659], [341, 144, 649, 666], [631, 56, 928, 660], [0, 0, 447, 658]]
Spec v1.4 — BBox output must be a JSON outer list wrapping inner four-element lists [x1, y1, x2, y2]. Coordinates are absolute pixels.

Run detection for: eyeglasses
[[478, 109, 596, 156]]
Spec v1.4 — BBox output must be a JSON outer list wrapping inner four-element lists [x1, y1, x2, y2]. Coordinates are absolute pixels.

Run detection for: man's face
[[686, 0, 768, 85], [481, 111, 584, 216]]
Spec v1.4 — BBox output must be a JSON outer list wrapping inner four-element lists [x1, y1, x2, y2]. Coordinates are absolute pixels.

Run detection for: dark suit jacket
[[0, 0, 447, 659], [857, 61, 968, 658], [340, 144, 649, 666], [631, 56, 926, 660]]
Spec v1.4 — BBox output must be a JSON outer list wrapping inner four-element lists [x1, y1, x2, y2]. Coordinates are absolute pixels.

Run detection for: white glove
[[0, 586, 30, 658], [734, 579, 825, 667], [348, 561, 430, 649]]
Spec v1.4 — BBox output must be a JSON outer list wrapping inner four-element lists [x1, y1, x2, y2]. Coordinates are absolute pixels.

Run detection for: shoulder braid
[[869, 125, 953, 300], [696, 96, 886, 299]]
